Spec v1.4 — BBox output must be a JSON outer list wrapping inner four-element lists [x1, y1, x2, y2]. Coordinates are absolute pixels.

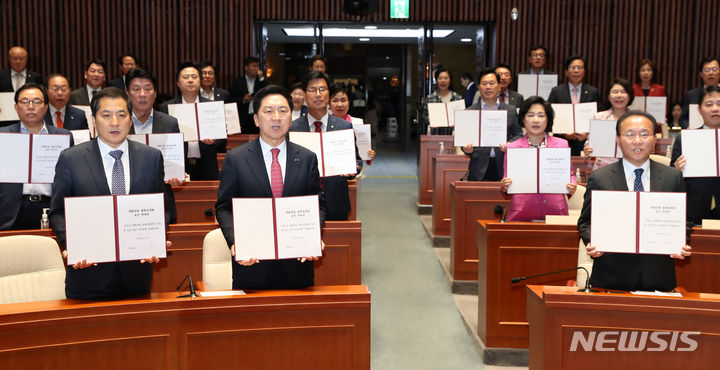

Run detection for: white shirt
[[529, 69, 545, 75], [49, 105, 67, 126], [246, 77, 256, 114], [568, 83, 583, 100], [132, 110, 155, 134], [182, 95, 202, 158], [622, 158, 650, 191], [258, 137, 287, 184], [85, 85, 100, 104], [12, 69, 26, 91], [200, 87, 215, 101], [97, 138, 131, 194], [307, 112, 329, 132], [20, 122, 52, 196]]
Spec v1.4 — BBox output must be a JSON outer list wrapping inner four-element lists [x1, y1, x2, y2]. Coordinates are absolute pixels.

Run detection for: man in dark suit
[[496, 63, 524, 109], [578, 111, 691, 291], [680, 57, 720, 128], [290, 71, 362, 221], [461, 68, 523, 181], [0, 83, 73, 230], [548, 55, 600, 156], [671, 86, 720, 225], [460, 72, 477, 108], [69, 59, 107, 106], [230, 57, 265, 134], [108, 54, 137, 90], [50, 87, 171, 299], [0, 46, 44, 93], [200, 60, 232, 103], [44, 74, 88, 130], [309, 55, 327, 73], [160, 61, 226, 181], [520, 45, 555, 75], [215, 85, 325, 290]]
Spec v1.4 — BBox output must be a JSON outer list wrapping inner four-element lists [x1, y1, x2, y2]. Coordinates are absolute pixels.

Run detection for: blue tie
[[633, 168, 644, 192], [109, 150, 126, 195]]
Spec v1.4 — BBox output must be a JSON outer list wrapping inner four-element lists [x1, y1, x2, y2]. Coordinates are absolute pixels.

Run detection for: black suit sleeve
[[215, 152, 239, 247], [49, 151, 73, 249], [577, 170, 598, 245], [670, 135, 682, 167]]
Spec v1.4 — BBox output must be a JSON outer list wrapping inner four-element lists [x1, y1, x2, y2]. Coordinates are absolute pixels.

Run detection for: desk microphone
[[510, 266, 598, 292], [493, 205, 507, 223], [176, 274, 199, 298]]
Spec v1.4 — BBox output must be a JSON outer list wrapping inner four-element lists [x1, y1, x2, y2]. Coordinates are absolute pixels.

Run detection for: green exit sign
[[390, 0, 409, 19]]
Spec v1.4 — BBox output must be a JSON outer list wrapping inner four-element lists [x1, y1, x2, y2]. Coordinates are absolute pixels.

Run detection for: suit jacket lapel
[[283, 142, 302, 196], [127, 140, 142, 193], [649, 160, 665, 192], [85, 140, 111, 195], [247, 140, 273, 197], [610, 161, 629, 191]]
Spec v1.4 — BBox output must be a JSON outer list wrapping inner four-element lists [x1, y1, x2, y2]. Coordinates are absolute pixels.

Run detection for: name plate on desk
[[65, 193, 167, 265], [290, 129, 357, 177], [0, 132, 70, 183], [232, 195, 322, 261]]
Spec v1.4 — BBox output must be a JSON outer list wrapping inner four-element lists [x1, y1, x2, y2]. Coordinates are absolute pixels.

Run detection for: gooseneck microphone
[[510, 266, 598, 292], [176, 274, 200, 298]]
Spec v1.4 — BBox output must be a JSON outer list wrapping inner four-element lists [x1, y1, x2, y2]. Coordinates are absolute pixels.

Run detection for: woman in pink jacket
[[500, 96, 577, 221]]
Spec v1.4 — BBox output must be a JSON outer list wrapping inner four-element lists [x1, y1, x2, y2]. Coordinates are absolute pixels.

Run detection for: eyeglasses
[[621, 130, 653, 140], [479, 81, 497, 87], [49, 86, 68, 93], [18, 98, 44, 106], [307, 87, 327, 94], [290, 92, 304, 97], [568, 65, 585, 71], [704, 67, 719, 73], [530, 53, 546, 59]]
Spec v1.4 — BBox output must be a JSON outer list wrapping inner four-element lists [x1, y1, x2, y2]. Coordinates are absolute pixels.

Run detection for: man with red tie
[[215, 85, 326, 290], [44, 74, 89, 130]]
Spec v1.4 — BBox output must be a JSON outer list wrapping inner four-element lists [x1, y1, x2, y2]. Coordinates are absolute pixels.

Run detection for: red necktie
[[314, 121, 323, 132], [56, 111, 64, 128], [499, 93, 505, 103], [270, 148, 283, 198]]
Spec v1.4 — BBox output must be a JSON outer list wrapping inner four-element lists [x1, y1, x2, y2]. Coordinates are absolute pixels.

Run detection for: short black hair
[[528, 45, 548, 56], [616, 110, 657, 136], [14, 82, 49, 105], [606, 77, 635, 107], [200, 60, 216, 75], [252, 85, 292, 115], [244, 56, 259, 67], [495, 63, 513, 77], [698, 85, 720, 105], [176, 61, 200, 81], [460, 72, 472, 81], [84, 59, 107, 73], [310, 54, 326, 65], [124, 68, 157, 90], [698, 57, 720, 73], [563, 55, 584, 71], [329, 82, 349, 99], [478, 68, 500, 83], [519, 96, 555, 133], [434, 67, 452, 82], [301, 70, 330, 91], [46, 73, 70, 87], [117, 54, 137, 65], [290, 82, 303, 91], [90, 87, 133, 117]]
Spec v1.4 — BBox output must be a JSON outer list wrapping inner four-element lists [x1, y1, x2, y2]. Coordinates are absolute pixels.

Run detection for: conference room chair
[[201, 228, 232, 290], [649, 154, 671, 166], [0, 235, 66, 304]]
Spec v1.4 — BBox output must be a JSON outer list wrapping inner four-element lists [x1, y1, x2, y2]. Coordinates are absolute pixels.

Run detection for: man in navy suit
[[462, 69, 523, 181], [50, 87, 171, 299], [496, 63, 524, 109], [230, 57, 266, 134], [200, 60, 232, 103], [69, 59, 107, 106], [290, 71, 362, 221], [548, 55, 600, 155], [679, 57, 720, 128], [0, 83, 73, 230], [44, 74, 89, 130], [520, 45, 555, 75], [108, 54, 137, 90], [216, 85, 325, 290], [460, 72, 477, 108], [160, 61, 226, 181], [0, 46, 44, 93]]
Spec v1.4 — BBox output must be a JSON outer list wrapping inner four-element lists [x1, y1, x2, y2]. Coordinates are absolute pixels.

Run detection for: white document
[[551, 104, 574, 134], [453, 110, 480, 147], [350, 117, 364, 127], [232, 195, 322, 261], [588, 120, 621, 158], [30, 134, 71, 183], [224, 103, 242, 135], [630, 97, 667, 124], [70, 129, 91, 145], [0, 92, 19, 121], [591, 191, 686, 255], [148, 133, 185, 181], [127, 134, 146, 144], [65, 194, 167, 265], [73, 105, 95, 137], [517, 74, 558, 100], [0, 133, 30, 183], [538, 148, 571, 194], [681, 129, 717, 177], [291, 130, 357, 177], [688, 104, 703, 129], [573, 102, 597, 133], [168, 103, 199, 141], [506, 148, 538, 194], [196, 101, 227, 140], [480, 110, 508, 148], [352, 124, 372, 161], [537, 75, 559, 100], [427, 100, 465, 127]]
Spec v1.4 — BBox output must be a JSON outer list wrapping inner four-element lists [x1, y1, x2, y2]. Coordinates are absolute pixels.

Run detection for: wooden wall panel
[[0, 0, 717, 105]]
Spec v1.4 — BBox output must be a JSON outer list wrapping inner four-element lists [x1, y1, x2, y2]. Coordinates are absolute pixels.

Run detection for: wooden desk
[[0, 285, 370, 370], [676, 227, 720, 293], [348, 179, 357, 221], [449, 181, 509, 281], [655, 137, 674, 155], [571, 156, 594, 184], [227, 133, 259, 150], [477, 221, 579, 348], [527, 285, 720, 370], [431, 154, 469, 236], [418, 135, 454, 206]]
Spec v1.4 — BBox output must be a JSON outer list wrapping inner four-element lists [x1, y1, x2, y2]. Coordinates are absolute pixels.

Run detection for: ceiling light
[[364, 25, 377, 30], [283, 27, 454, 38], [359, 38, 370, 42], [460, 38, 472, 42], [278, 52, 286, 56]]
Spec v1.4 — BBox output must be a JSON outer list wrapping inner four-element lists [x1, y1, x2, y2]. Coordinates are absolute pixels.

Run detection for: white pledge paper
[[537, 75, 558, 100], [550, 104, 574, 134], [70, 129, 91, 145], [573, 102, 597, 133], [480, 110, 508, 148], [65, 196, 118, 265], [148, 133, 185, 181], [516, 74, 537, 101], [289, 132, 323, 174], [233, 198, 276, 261], [116, 193, 167, 261], [453, 110, 479, 147], [688, 104, 703, 129], [0, 133, 30, 183], [538, 148, 570, 194], [681, 129, 717, 177], [168, 103, 199, 141], [591, 191, 638, 254], [224, 103, 242, 135], [73, 105, 96, 137], [321, 129, 357, 176], [506, 148, 538, 194], [352, 124, 372, 161], [30, 134, 71, 183], [427, 102, 449, 127], [0, 92, 19, 121], [638, 192, 686, 255], [196, 101, 228, 140], [588, 120, 620, 158]]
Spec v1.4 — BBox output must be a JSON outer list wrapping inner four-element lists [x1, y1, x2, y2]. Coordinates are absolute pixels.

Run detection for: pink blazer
[[503, 135, 576, 221]]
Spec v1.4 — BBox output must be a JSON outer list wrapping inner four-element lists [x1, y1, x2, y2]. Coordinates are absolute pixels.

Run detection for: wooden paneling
[[1, 1, 717, 109]]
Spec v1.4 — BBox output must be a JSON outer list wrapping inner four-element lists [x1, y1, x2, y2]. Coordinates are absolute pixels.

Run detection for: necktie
[[56, 111, 64, 128], [109, 150, 126, 195], [572, 87, 579, 104], [92, 90, 98, 96], [313, 121, 322, 133], [270, 148, 283, 198], [633, 168, 644, 192], [12, 72, 22, 91], [499, 93, 505, 103]]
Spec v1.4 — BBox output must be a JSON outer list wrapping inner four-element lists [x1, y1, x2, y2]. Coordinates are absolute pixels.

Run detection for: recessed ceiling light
[[460, 38, 472, 42], [278, 52, 286, 56], [283, 28, 454, 38], [359, 38, 370, 42], [364, 25, 377, 30], [284, 57, 292, 60], [385, 56, 390, 60]]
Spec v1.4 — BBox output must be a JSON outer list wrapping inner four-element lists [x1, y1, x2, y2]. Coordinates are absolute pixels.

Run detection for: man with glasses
[[108, 54, 137, 90], [0, 46, 44, 93], [680, 57, 720, 128], [69, 59, 107, 106], [578, 111, 690, 291], [290, 71, 362, 221], [199, 60, 232, 103], [44, 74, 88, 130], [548, 55, 600, 155], [0, 83, 73, 230], [521, 45, 555, 75]]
